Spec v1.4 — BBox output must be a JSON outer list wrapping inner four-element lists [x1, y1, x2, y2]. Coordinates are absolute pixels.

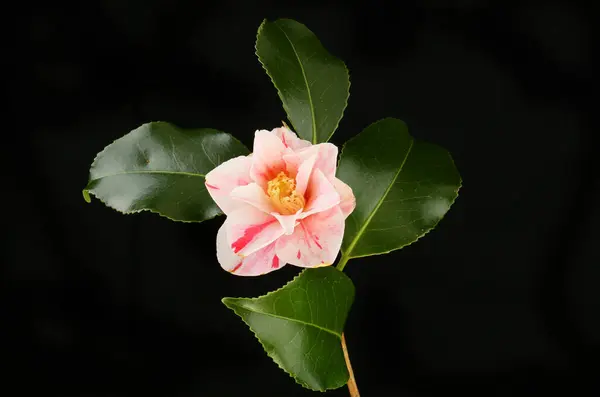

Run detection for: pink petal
[[271, 209, 303, 235], [272, 127, 311, 151], [331, 177, 356, 219], [294, 154, 317, 196], [205, 156, 252, 215], [312, 143, 338, 179], [276, 206, 344, 268], [250, 130, 287, 188], [226, 206, 284, 257], [230, 183, 274, 214], [238, 242, 283, 276], [291, 143, 338, 179], [301, 169, 340, 218], [216, 219, 244, 272], [217, 223, 283, 276], [282, 151, 303, 178]]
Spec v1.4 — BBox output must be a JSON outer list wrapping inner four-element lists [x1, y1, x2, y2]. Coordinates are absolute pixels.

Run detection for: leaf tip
[[82, 189, 91, 203], [221, 297, 236, 309], [257, 18, 267, 34]]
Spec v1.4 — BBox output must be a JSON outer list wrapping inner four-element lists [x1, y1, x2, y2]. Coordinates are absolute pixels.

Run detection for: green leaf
[[83, 122, 249, 222], [337, 118, 461, 259], [256, 19, 350, 144], [222, 267, 355, 391]]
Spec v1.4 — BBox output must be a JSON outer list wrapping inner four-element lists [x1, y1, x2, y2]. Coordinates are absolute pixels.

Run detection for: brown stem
[[341, 333, 360, 397]]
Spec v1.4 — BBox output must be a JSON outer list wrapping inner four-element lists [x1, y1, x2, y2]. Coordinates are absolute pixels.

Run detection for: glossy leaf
[[337, 118, 461, 259], [256, 19, 350, 144], [83, 122, 249, 222], [222, 267, 355, 391]]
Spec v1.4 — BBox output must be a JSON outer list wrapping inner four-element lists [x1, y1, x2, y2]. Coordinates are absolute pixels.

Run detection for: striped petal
[[276, 206, 344, 268], [226, 206, 284, 257], [217, 222, 284, 276], [205, 156, 252, 215]]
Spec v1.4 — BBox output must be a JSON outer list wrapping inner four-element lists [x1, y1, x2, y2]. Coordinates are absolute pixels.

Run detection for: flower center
[[267, 172, 305, 215]]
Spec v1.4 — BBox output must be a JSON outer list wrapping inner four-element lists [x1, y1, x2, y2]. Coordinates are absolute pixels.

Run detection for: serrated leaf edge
[[82, 121, 249, 223], [82, 188, 224, 224], [338, 117, 462, 258], [255, 19, 350, 144], [344, 176, 461, 259], [221, 268, 351, 392]]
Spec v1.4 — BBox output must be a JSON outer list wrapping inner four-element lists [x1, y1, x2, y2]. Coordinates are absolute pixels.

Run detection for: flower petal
[[311, 143, 338, 179], [282, 151, 302, 178], [294, 154, 317, 196], [237, 242, 284, 276], [272, 126, 311, 151], [301, 169, 340, 218], [332, 177, 356, 219], [226, 206, 284, 257], [217, 223, 283, 276], [230, 183, 274, 214], [216, 219, 244, 272], [297, 143, 339, 177], [271, 209, 302, 235], [205, 156, 252, 215], [250, 130, 287, 188], [276, 206, 344, 268]]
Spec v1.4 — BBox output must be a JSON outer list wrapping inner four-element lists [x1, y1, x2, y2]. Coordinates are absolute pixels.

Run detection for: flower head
[[205, 126, 356, 276]]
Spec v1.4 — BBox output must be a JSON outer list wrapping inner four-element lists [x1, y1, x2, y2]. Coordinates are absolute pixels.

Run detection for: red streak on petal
[[299, 222, 322, 249], [281, 132, 288, 148], [314, 238, 323, 250], [231, 220, 275, 253], [271, 255, 280, 269], [231, 261, 243, 273], [206, 183, 219, 190], [300, 222, 311, 248], [297, 250, 301, 259]]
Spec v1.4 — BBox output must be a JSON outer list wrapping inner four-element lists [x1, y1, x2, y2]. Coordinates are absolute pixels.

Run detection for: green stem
[[336, 254, 350, 271]]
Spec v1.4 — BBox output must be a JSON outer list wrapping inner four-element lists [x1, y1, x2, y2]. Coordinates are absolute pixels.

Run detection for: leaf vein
[[90, 170, 206, 182], [232, 304, 341, 338], [343, 138, 415, 259], [275, 23, 318, 144]]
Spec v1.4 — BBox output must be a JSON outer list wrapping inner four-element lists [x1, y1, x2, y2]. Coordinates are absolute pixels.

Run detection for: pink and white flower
[[205, 126, 356, 276]]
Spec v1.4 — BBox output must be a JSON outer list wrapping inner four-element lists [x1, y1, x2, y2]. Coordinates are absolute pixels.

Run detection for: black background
[[5, 1, 599, 396]]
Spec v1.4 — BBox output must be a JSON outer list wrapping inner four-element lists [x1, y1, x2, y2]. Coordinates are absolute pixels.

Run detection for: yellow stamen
[[267, 172, 305, 215]]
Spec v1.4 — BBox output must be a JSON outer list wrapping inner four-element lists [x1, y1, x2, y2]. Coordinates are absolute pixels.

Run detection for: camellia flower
[[205, 126, 356, 276]]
